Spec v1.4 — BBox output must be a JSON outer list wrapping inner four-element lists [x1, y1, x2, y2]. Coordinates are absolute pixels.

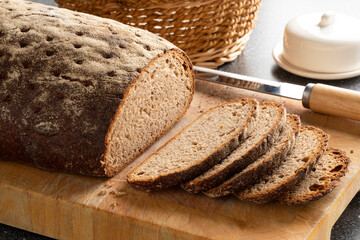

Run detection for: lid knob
[[318, 11, 336, 27]]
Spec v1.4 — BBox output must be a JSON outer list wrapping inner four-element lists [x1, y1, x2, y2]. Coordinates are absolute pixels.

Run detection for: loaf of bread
[[0, 0, 194, 176]]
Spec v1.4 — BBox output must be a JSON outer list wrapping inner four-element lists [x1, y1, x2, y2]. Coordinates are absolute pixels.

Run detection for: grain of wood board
[[0, 80, 359, 240]]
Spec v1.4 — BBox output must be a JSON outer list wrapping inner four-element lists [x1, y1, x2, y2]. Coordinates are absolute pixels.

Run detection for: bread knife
[[194, 66, 360, 121]]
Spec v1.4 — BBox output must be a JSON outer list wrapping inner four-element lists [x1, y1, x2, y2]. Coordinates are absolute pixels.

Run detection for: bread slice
[[204, 114, 301, 197], [0, 0, 194, 176], [127, 99, 259, 191], [234, 126, 329, 203], [278, 148, 350, 205], [182, 102, 286, 193]]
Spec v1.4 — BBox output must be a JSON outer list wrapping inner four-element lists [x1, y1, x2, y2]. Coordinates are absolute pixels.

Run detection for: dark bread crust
[[278, 148, 350, 205], [182, 102, 286, 193], [204, 114, 301, 197], [0, 0, 194, 176], [234, 125, 329, 204], [127, 99, 259, 191]]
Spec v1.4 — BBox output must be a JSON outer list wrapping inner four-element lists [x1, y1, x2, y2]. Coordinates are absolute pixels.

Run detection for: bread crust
[[182, 102, 286, 193], [127, 99, 259, 190], [0, 0, 194, 176]]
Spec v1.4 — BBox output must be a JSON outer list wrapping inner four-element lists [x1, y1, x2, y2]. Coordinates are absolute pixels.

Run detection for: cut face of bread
[[127, 99, 259, 191], [104, 50, 193, 176], [182, 102, 286, 193], [204, 114, 301, 197], [234, 126, 329, 203], [278, 148, 350, 205]]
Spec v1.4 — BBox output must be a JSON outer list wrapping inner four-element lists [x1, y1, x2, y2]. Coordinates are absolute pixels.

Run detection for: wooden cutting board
[[1, 80, 359, 240]]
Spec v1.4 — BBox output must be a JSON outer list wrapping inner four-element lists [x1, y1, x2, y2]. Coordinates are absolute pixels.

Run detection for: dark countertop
[[1, 0, 359, 239]]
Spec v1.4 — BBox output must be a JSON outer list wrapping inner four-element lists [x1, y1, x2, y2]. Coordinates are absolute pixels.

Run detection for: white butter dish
[[273, 11, 360, 79]]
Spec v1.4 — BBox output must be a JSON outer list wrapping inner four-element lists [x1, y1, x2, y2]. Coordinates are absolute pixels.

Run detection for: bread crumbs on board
[[98, 189, 108, 196], [110, 202, 119, 208], [109, 189, 126, 198]]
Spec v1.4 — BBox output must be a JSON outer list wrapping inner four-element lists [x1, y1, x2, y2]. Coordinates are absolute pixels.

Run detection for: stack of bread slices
[[127, 99, 350, 204]]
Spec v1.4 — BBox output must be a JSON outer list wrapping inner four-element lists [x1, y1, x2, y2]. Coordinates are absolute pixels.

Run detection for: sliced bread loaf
[[234, 126, 329, 203], [278, 148, 350, 205], [127, 99, 259, 191], [0, 0, 194, 176], [182, 102, 286, 193], [204, 114, 301, 197]]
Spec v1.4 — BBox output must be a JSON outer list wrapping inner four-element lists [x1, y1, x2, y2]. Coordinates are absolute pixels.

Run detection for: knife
[[194, 66, 360, 121]]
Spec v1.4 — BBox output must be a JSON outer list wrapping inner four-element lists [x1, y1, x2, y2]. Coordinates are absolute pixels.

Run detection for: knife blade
[[194, 66, 360, 121]]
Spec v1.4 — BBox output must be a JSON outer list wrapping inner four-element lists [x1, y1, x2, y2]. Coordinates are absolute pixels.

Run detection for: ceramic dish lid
[[273, 11, 360, 79]]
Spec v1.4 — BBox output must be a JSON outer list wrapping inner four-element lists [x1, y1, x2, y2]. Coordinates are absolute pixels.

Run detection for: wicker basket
[[56, 0, 261, 68]]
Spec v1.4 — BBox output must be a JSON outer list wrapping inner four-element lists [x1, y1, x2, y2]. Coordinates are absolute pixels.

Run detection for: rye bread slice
[[278, 148, 350, 205], [182, 102, 286, 193], [234, 126, 329, 203], [204, 114, 301, 197], [127, 99, 259, 191]]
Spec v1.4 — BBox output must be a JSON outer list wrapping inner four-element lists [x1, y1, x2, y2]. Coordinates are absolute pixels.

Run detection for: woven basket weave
[[56, 0, 261, 68]]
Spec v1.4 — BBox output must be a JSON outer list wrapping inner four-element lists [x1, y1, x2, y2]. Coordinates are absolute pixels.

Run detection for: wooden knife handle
[[303, 83, 360, 121]]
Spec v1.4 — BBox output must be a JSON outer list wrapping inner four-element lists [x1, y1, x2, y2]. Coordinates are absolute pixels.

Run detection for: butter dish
[[273, 11, 360, 79]]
